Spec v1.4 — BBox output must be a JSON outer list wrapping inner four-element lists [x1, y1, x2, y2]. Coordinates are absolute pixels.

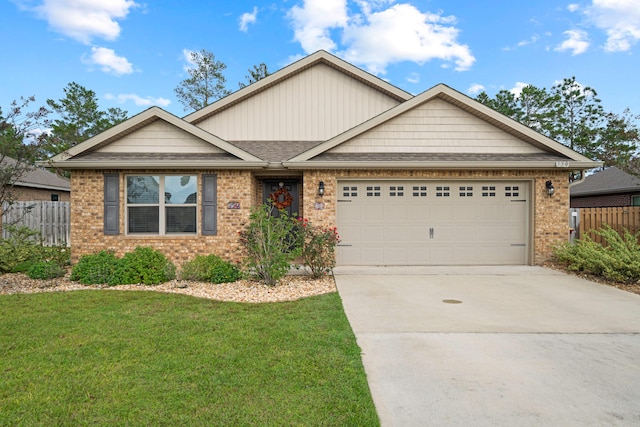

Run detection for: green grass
[[0, 290, 379, 426]]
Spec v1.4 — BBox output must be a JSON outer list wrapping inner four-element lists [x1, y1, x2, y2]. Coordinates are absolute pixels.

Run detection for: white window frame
[[125, 174, 198, 236]]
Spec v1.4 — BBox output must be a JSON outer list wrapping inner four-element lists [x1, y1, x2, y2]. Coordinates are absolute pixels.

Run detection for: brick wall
[[302, 169, 569, 265], [70, 170, 256, 267], [71, 168, 569, 268], [570, 193, 637, 208], [11, 186, 70, 202]]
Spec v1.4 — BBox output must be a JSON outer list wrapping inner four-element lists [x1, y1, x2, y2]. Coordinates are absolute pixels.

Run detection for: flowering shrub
[[297, 217, 341, 278], [239, 204, 301, 286]]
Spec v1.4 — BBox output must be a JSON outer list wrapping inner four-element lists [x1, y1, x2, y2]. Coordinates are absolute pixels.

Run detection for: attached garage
[[336, 180, 530, 265]]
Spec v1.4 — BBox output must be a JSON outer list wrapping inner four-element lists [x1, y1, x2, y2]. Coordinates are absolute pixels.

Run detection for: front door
[[263, 180, 300, 217]]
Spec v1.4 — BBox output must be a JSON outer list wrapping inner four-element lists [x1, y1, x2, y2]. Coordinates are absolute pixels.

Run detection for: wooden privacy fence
[[575, 207, 640, 244], [1, 201, 70, 246]]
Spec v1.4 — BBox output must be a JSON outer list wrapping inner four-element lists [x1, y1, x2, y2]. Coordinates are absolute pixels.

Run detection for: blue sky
[[2, 0, 639, 120]]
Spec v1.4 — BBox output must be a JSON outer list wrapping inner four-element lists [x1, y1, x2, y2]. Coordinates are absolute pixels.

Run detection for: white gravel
[[0, 272, 337, 303]]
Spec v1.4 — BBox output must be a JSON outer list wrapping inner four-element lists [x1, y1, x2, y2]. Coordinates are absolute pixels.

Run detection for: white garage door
[[336, 180, 530, 265]]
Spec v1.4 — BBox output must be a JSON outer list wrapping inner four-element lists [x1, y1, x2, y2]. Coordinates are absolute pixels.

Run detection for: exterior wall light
[[545, 180, 555, 196], [318, 181, 325, 196]]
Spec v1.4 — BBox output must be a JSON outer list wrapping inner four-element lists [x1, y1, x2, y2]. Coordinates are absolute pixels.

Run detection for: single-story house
[[46, 50, 601, 267], [571, 167, 640, 208], [2, 156, 70, 202]]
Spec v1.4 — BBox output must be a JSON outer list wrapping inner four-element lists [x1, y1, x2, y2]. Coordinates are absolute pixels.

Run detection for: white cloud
[[84, 47, 133, 75], [105, 93, 171, 107], [467, 83, 485, 95], [239, 6, 258, 32], [22, 0, 138, 44], [406, 72, 420, 84], [288, 0, 349, 52], [568, 4, 580, 12], [287, 0, 474, 74], [509, 82, 529, 97], [555, 29, 590, 55], [517, 34, 540, 47], [587, 0, 640, 52]]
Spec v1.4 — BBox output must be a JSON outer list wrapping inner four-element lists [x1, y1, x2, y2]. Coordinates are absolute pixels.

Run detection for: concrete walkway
[[334, 266, 640, 426]]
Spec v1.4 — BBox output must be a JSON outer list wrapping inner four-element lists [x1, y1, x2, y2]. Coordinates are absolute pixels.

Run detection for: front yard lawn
[[0, 290, 378, 426]]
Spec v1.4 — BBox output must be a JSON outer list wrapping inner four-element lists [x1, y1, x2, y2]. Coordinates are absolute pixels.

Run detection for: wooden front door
[[263, 180, 300, 217]]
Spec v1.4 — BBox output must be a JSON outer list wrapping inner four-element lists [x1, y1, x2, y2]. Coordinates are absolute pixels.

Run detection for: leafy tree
[[546, 77, 605, 159], [0, 96, 50, 209], [175, 49, 231, 112], [43, 82, 127, 157], [238, 63, 270, 89], [476, 77, 639, 168]]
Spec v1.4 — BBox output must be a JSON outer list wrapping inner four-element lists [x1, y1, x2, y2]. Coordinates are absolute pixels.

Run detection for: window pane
[[128, 206, 159, 233], [127, 176, 159, 204], [165, 176, 197, 204], [166, 206, 196, 233]]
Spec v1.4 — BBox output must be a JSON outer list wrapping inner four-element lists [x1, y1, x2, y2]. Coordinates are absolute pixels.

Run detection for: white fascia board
[[48, 106, 263, 164], [46, 160, 269, 170], [283, 160, 603, 170]]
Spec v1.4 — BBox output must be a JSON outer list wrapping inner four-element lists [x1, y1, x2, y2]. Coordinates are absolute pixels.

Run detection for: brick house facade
[[48, 51, 600, 267], [571, 167, 640, 208]]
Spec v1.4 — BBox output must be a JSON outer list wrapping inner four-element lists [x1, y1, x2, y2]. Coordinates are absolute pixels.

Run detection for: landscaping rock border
[[0, 272, 337, 303]]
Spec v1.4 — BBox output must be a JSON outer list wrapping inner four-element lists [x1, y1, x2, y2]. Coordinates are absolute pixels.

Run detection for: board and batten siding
[[197, 64, 402, 142], [329, 98, 547, 154], [97, 120, 225, 154]]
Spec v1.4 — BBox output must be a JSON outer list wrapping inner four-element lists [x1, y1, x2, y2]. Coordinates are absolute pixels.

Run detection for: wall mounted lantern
[[545, 180, 555, 196], [318, 181, 325, 196]]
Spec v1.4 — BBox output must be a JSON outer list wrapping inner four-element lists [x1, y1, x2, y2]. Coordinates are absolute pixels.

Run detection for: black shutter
[[202, 174, 217, 236], [104, 173, 120, 235]]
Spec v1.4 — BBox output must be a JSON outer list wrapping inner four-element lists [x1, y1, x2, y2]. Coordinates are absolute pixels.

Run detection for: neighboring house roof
[[45, 50, 602, 172], [571, 167, 640, 197], [1, 156, 70, 192]]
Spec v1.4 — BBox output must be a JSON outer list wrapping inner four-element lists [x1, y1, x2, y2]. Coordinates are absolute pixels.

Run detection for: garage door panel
[[337, 180, 530, 265]]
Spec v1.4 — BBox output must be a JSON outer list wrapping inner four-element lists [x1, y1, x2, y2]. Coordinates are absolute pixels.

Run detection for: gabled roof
[[46, 107, 268, 169], [285, 84, 601, 170], [2, 156, 70, 191], [571, 167, 640, 196], [184, 50, 412, 125]]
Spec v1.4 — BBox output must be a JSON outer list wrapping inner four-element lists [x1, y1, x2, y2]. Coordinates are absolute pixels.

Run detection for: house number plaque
[[227, 201, 241, 209]]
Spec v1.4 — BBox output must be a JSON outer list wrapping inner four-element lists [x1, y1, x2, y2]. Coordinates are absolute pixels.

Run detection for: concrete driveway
[[334, 266, 640, 426]]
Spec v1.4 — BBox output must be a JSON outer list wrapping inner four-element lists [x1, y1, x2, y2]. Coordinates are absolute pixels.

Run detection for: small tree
[[0, 97, 50, 213], [238, 63, 270, 89], [175, 49, 231, 112], [239, 203, 301, 286], [43, 82, 127, 157]]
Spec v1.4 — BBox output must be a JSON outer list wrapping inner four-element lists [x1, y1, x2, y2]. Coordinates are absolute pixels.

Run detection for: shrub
[[27, 261, 66, 280], [554, 225, 640, 283], [239, 204, 301, 286], [180, 254, 241, 284], [297, 218, 341, 278], [111, 247, 176, 285], [0, 226, 43, 273], [70, 250, 120, 285]]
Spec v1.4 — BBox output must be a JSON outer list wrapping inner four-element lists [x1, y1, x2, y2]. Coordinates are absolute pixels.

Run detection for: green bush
[[70, 250, 120, 284], [111, 247, 176, 285], [0, 226, 43, 273], [554, 225, 640, 283], [239, 204, 301, 286], [297, 217, 341, 278], [27, 261, 66, 280], [180, 254, 241, 284]]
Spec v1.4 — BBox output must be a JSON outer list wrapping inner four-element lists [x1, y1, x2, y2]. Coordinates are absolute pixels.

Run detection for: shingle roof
[[1, 156, 70, 191], [229, 141, 324, 162], [571, 167, 640, 196]]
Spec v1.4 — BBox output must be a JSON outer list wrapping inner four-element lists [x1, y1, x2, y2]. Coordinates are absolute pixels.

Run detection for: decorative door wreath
[[269, 187, 293, 210]]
